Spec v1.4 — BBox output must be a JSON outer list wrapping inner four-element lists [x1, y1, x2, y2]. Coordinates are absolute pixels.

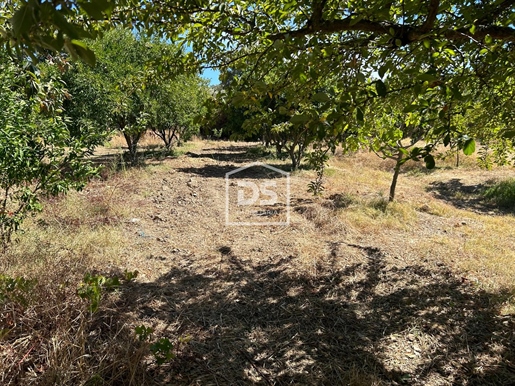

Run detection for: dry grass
[[1, 141, 514, 385], [326, 150, 515, 300]]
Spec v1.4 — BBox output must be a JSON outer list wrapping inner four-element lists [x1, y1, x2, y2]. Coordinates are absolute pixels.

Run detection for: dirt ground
[[14, 140, 515, 385]]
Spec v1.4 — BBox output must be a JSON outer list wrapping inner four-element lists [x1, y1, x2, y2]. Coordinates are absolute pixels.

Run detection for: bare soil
[[73, 141, 514, 385], [4, 140, 513, 385]]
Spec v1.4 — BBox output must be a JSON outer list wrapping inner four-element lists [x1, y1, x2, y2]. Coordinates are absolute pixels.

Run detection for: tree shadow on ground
[[88, 148, 178, 172], [427, 178, 515, 214], [184, 146, 274, 164], [103, 244, 515, 385], [176, 163, 291, 179]]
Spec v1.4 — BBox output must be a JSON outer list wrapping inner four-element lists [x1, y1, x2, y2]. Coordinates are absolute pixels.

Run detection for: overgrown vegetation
[[484, 179, 515, 209]]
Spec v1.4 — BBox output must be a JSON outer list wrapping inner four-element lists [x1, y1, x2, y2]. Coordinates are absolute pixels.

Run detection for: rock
[[187, 178, 198, 188]]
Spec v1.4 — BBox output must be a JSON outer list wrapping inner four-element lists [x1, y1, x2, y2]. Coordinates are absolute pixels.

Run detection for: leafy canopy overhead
[[3, 0, 515, 150], [3, 1, 515, 67]]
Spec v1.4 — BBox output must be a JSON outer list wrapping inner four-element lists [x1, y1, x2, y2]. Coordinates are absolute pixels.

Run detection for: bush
[[0, 53, 100, 247], [483, 179, 515, 208]]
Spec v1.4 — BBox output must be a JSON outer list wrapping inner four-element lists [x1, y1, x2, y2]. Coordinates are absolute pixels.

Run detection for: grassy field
[[1, 137, 514, 385]]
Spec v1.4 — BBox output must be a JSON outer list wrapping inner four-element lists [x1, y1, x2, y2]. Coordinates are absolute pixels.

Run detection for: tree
[[146, 74, 209, 149], [4, 0, 515, 186], [362, 79, 477, 201], [65, 29, 161, 162], [65, 29, 204, 160], [0, 50, 99, 247]]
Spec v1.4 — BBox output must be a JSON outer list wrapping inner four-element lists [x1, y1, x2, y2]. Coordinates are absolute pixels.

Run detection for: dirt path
[[96, 142, 514, 385]]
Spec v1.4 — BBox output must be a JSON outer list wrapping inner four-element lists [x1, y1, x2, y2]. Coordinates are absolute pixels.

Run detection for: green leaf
[[278, 106, 288, 115], [375, 80, 387, 97], [469, 24, 476, 34], [502, 130, 515, 139], [485, 34, 493, 44], [443, 133, 451, 147], [78, 2, 103, 19], [11, 5, 35, 37], [356, 107, 364, 123], [52, 11, 80, 39], [290, 114, 309, 125], [423, 39, 431, 49], [378, 65, 387, 79], [349, 16, 363, 26], [418, 73, 438, 82], [424, 154, 435, 169], [313, 92, 330, 103], [403, 104, 420, 113], [463, 138, 476, 155], [71, 40, 96, 66], [273, 39, 284, 49]]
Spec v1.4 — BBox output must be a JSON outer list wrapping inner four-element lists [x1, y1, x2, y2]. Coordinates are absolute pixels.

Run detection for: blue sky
[[201, 67, 220, 85]]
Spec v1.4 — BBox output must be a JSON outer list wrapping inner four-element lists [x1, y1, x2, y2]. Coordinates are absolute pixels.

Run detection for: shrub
[[483, 179, 515, 208]]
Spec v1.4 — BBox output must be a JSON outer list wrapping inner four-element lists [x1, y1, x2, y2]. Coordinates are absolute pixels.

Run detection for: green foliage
[[77, 273, 120, 313], [483, 179, 515, 209], [0, 274, 36, 306], [0, 51, 99, 247], [134, 325, 154, 342], [306, 147, 330, 196], [134, 325, 183, 365], [65, 28, 205, 160], [150, 338, 175, 365], [4, 1, 515, 196], [147, 74, 209, 149], [77, 270, 137, 313]]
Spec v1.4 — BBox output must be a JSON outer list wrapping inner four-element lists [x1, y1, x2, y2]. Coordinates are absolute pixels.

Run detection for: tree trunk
[[389, 155, 403, 202], [456, 147, 460, 167], [288, 146, 299, 171], [124, 132, 141, 164]]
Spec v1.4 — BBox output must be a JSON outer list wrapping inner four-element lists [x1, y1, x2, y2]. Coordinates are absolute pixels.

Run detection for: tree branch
[[268, 17, 515, 44], [419, 0, 440, 34]]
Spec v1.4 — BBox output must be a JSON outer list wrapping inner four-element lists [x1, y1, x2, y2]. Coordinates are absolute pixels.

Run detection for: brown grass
[[1, 141, 514, 385]]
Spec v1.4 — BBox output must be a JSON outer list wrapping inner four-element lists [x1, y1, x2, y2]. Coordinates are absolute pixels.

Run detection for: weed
[[483, 178, 515, 208], [77, 270, 137, 313], [0, 274, 36, 306]]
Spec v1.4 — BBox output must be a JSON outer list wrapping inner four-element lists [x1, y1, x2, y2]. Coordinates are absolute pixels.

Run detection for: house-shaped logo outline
[[225, 162, 290, 226]]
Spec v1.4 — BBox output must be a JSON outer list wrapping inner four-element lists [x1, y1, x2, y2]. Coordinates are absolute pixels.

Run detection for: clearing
[[1, 139, 515, 385]]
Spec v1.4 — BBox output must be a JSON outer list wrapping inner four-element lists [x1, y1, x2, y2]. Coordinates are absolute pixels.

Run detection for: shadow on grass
[[89, 147, 180, 171], [427, 178, 515, 215], [176, 163, 292, 179], [101, 245, 515, 385], [184, 144, 275, 164]]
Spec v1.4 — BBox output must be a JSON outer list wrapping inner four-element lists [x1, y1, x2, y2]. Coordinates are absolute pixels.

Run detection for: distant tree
[[65, 29, 202, 160], [146, 74, 209, 149]]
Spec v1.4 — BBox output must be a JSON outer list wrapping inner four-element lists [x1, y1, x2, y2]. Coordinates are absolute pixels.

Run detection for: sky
[[201, 67, 221, 86]]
